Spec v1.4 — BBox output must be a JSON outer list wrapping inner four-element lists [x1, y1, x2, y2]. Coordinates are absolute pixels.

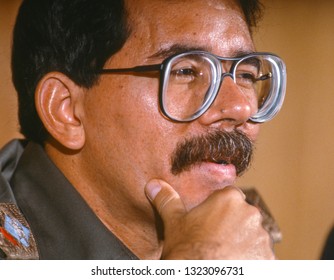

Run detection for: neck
[[44, 141, 163, 259], [98, 206, 163, 260]]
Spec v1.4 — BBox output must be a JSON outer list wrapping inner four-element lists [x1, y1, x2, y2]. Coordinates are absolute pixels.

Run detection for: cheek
[[122, 76, 159, 119], [244, 122, 260, 142], [86, 75, 160, 129], [83, 76, 183, 176]]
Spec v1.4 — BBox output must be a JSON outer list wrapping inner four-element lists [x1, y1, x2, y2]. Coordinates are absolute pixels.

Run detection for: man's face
[[81, 0, 259, 215]]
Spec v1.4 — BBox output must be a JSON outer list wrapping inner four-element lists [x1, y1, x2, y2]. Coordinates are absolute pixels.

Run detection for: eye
[[235, 57, 261, 86], [174, 68, 196, 76], [236, 71, 257, 86], [170, 67, 202, 83]]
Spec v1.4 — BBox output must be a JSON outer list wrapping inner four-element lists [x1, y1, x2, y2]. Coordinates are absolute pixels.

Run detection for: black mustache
[[171, 130, 253, 176]]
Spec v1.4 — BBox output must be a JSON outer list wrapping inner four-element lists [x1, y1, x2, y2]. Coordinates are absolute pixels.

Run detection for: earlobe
[[35, 72, 85, 150]]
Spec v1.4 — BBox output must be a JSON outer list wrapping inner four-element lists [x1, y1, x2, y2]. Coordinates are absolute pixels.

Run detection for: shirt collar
[[10, 140, 138, 259]]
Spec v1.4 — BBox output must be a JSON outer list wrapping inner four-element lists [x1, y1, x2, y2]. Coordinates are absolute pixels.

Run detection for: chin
[[170, 163, 238, 211], [173, 180, 224, 211]]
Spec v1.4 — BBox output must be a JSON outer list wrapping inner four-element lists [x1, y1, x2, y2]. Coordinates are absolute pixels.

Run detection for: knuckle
[[157, 192, 178, 213], [248, 204, 263, 221], [219, 186, 246, 201]]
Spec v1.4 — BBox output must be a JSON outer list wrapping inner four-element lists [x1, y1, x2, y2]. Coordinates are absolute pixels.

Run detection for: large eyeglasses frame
[[98, 50, 287, 123]]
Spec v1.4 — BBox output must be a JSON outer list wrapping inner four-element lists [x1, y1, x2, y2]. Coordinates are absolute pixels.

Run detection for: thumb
[[145, 179, 186, 222]]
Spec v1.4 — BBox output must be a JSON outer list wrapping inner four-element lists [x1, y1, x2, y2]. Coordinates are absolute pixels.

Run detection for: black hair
[[239, 0, 264, 32], [11, 0, 263, 144]]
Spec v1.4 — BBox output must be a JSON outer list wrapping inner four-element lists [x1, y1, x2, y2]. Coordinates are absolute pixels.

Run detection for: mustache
[[171, 129, 254, 176]]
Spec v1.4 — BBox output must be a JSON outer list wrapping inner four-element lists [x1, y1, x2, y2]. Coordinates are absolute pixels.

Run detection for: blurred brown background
[[1, 0, 334, 259]]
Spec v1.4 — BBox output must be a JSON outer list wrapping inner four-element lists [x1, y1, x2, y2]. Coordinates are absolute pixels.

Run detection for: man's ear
[[35, 72, 85, 150]]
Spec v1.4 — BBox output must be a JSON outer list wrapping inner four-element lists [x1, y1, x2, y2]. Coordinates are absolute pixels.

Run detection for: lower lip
[[196, 162, 237, 184]]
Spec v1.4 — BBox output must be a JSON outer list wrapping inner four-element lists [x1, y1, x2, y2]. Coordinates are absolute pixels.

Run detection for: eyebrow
[[148, 44, 210, 60], [148, 44, 255, 61]]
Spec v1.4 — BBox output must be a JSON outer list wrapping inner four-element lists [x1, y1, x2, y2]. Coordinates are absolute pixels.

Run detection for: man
[[0, 0, 286, 259]]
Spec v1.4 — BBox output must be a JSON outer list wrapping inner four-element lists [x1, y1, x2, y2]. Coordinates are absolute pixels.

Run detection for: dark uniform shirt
[[0, 140, 138, 259]]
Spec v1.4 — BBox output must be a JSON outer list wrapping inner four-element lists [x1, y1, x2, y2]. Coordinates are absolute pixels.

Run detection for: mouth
[[193, 159, 237, 187], [170, 129, 253, 176], [207, 152, 235, 166], [210, 158, 230, 165]]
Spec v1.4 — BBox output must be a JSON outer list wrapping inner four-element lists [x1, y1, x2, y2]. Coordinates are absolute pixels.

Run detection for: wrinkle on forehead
[[126, 0, 245, 28], [123, 0, 253, 62]]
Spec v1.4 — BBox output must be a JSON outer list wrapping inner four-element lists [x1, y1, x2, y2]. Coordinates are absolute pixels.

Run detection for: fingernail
[[145, 180, 162, 201]]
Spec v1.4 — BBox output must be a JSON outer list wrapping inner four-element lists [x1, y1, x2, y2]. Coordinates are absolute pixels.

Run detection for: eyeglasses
[[99, 51, 286, 123]]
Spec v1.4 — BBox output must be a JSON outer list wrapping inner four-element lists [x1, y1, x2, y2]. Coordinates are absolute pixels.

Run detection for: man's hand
[[145, 179, 275, 260]]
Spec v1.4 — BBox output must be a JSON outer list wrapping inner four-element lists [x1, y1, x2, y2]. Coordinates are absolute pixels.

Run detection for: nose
[[197, 76, 253, 130]]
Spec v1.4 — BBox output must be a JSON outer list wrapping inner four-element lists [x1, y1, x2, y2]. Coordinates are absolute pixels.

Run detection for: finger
[[205, 186, 246, 206], [145, 179, 186, 222], [221, 185, 246, 200]]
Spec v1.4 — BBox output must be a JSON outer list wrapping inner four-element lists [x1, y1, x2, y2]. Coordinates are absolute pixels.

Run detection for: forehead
[[123, 0, 254, 60]]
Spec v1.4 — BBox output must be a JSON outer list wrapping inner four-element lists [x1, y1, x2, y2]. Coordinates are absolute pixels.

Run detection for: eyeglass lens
[[162, 53, 276, 122]]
